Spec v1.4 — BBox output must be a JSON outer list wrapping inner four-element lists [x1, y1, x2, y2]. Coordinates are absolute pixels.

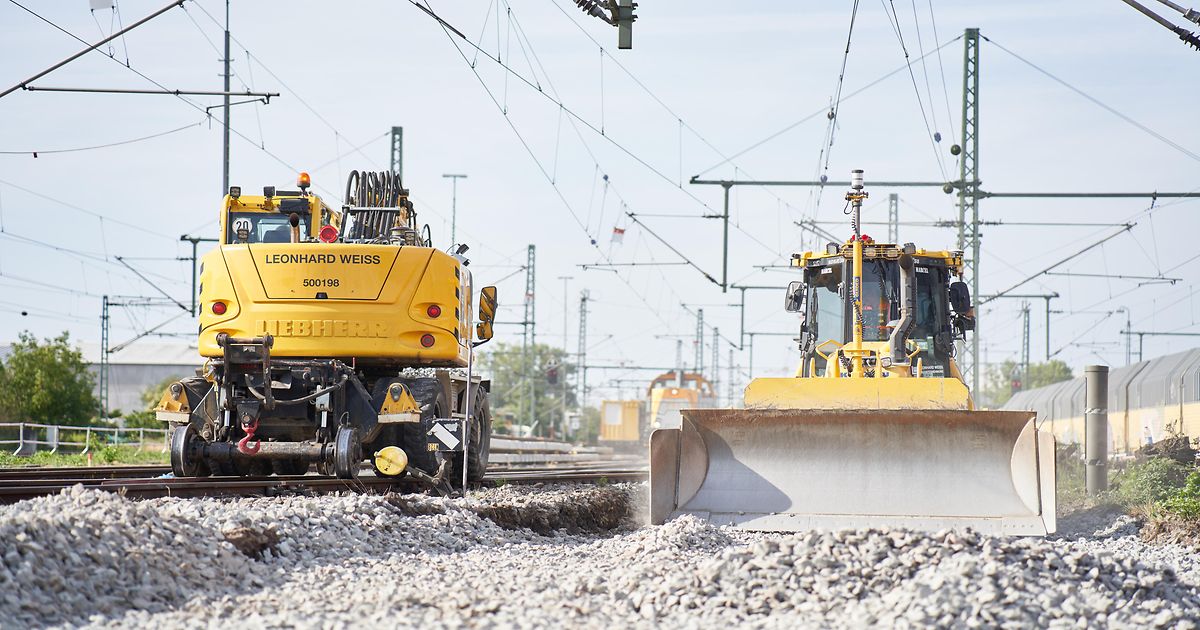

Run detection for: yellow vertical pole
[[851, 231, 864, 377], [847, 169, 868, 378]]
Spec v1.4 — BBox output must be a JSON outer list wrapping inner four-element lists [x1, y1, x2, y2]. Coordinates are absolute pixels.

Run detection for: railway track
[[0, 434, 645, 503], [0, 462, 646, 504]]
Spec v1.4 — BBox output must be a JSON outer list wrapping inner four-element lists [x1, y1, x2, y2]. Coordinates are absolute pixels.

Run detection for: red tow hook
[[237, 417, 261, 455]]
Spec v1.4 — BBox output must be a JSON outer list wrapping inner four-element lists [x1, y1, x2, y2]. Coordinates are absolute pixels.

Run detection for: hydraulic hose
[[244, 374, 348, 406]]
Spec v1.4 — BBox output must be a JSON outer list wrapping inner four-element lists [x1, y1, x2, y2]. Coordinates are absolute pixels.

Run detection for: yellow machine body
[[157, 172, 499, 483], [198, 193, 471, 366], [743, 374, 970, 410], [650, 193, 1056, 536]]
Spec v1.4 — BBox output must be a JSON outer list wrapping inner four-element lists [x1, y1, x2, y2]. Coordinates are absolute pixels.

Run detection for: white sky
[[1, 0, 1198, 404]]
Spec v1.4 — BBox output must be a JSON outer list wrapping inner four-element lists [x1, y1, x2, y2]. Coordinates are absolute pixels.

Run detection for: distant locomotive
[[597, 371, 717, 451]]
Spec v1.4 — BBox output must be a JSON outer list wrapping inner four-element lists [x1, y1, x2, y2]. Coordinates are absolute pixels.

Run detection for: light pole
[[442, 174, 467, 246], [1116, 306, 1131, 365], [557, 275, 573, 438], [221, 0, 231, 194]]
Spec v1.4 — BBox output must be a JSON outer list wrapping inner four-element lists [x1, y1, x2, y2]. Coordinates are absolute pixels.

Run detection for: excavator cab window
[[912, 264, 953, 374], [801, 256, 956, 376], [801, 260, 846, 375], [859, 260, 898, 342], [226, 212, 310, 244]]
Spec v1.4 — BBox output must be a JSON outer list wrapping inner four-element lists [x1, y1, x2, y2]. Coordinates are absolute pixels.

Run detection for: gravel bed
[[2, 484, 1198, 629]]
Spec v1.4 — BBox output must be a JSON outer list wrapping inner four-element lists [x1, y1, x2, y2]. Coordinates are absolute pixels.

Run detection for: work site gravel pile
[[3, 484, 1199, 629]]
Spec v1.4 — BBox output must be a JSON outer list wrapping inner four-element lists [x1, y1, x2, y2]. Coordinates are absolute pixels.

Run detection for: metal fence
[[0, 422, 168, 456]]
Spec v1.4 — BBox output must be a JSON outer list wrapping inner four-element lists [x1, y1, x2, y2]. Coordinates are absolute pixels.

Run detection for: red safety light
[[319, 225, 339, 243], [420, 333, 435, 348], [212, 301, 227, 315], [426, 304, 442, 318], [297, 172, 311, 190]]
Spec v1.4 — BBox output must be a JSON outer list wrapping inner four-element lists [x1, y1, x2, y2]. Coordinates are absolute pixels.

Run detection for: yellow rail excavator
[[156, 171, 497, 486], [650, 170, 1056, 535]]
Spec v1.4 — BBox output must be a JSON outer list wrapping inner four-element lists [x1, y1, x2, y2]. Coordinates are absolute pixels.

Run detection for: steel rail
[[0, 465, 171, 480], [0, 464, 647, 504]]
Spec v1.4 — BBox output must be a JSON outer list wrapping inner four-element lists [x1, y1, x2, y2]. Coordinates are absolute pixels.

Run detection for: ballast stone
[[0, 483, 1198, 629]]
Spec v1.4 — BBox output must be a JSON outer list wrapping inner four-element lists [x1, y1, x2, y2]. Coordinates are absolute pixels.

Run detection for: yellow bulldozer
[[156, 170, 498, 485], [650, 170, 1056, 535]]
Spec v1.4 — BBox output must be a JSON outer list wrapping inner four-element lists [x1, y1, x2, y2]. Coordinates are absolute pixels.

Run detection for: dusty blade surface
[[649, 408, 1055, 536]]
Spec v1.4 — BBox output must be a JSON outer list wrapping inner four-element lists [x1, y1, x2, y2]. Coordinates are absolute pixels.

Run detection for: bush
[[99, 444, 121, 464], [1112, 458, 1192, 507], [0, 331, 97, 425], [1164, 471, 1200, 519]]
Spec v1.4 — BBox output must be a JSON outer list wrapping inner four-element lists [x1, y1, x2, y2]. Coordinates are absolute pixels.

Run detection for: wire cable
[[693, 33, 963, 178], [880, 0, 947, 179], [0, 177, 173, 239], [0, 119, 204, 156], [419, 1, 743, 351], [9, 0, 316, 190], [925, 0, 957, 142], [984, 34, 1200, 163]]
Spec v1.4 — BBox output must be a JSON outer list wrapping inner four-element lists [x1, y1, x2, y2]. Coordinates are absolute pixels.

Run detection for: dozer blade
[[649, 408, 1056, 536]]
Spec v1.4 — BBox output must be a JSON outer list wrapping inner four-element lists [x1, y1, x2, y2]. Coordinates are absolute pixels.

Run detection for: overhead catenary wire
[[907, 0, 943, 142], [982, 226, 1136, 305], [0, 231, 186, 286], [7, 0, 321, 194], [985, 189, 1200, 358], [0, 119, 205, 157], [1050, 311, 1118, 357], [192, 0, 512, 266], [807, 0, 863, 219], [548, 0, 813, 222], [0, 177, 173, 239], [417, 1, 744, 353], [692, 33, 964, 178], [925, 0, 957, 143], [622, 214, 720, 286], [983, 34, 1200, 164], [879, 0, 948, 180], [0, 0, 185, 100], [1117, 0, 1200, 49], [410, 0, 787, 262], [538, 2, 791, 259]]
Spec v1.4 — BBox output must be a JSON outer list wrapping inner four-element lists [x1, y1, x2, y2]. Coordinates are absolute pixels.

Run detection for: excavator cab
[[791, 249, 975, 379], [650, 170, 1056, 536]]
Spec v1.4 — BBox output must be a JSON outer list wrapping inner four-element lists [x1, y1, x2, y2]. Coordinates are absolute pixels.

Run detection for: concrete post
[[1085, 365, 1109, 495]]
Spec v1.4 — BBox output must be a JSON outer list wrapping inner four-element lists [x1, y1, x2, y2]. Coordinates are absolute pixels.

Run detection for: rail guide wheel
[[170, 424, 209, 478], [333, 426, 361, 479]]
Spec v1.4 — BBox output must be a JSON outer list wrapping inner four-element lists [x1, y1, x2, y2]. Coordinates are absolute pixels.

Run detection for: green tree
[[477, 341, 579, 437], [123, 376, 182, 429], [0, 331, 98, 425], [983, 359, 1073, 407], [575, 406, 602, 445]]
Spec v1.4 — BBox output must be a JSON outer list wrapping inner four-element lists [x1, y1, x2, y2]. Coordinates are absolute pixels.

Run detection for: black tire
[[401, 378, 447, 476], [273, 459, 309, 476], [450, 387, 492, 484], [169, 424, 210, 478], [334, 426, 361, 479]]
